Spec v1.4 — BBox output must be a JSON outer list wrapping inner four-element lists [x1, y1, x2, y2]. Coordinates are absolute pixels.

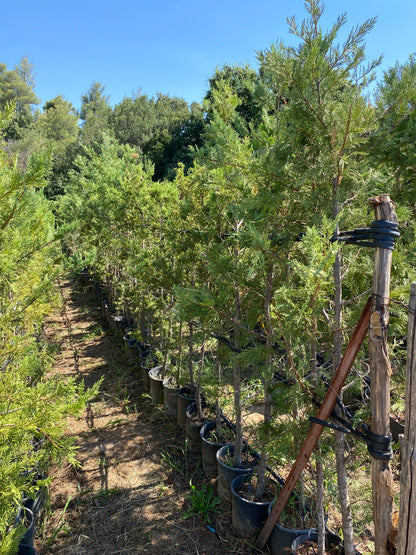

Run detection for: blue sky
[[1, 0, 415, 111]]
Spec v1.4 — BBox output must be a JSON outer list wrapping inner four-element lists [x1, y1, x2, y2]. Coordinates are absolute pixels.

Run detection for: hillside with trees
[[1, 1, 416, 553]]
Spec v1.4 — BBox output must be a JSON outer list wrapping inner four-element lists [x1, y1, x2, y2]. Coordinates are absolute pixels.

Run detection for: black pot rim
[[230, 473, 273, 507], [217, 443, 258, 467], [200, 421, 226, 447]]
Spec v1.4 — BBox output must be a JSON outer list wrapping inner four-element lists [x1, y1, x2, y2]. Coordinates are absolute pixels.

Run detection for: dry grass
[[37, 280, 266, 555]]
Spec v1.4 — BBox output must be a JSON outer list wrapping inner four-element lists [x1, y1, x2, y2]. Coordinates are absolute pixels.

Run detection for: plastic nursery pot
[[177, 386, 195, 429], [185, 402, 206, 454], [18, 546, 38, 555], [268, 499, 315, 555], [148, 366, 165, 404], [100, 297, 110, 320], [123, 332, 131, 355], [163, 377, 179, 417], [200, 421, 227, 479], [16, 506, 35, 555], [290, 528, 345, 554], [127, 339, 141, 364], [230, 473, 272, 538], [216, 444, 259, 505], [139, 355, 152, 392], [109, 313, 127, 340]]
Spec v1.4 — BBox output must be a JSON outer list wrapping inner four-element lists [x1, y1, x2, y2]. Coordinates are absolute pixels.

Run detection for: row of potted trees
[[84, 270, 347, 554]]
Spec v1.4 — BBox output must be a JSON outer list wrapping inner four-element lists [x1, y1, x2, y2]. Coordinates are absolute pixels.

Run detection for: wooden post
[[369, 194, 397, 554], [255, 298, 371, 549], [397, 283, 416, 554]]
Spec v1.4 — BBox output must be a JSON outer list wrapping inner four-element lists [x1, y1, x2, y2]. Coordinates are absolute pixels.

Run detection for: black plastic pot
[[16, 506, 36, 555], [177, 386, 195, 429], [127, 339, 141, 364], [230, 473, 271, 538], [148, 366, 165, 404], [123, 333, 131, 354], [100, 298, 110, 320], [185, 402, 206, 454], [18, 547, 37, 555], [217, 444, 258, 504], [290, 528, 345, 554], [200, 421, 227, 479], [268, 499, 316, 555], [163, 377, 179, 417], [290, 529, 318, 553], [139, 356, 151, 392]]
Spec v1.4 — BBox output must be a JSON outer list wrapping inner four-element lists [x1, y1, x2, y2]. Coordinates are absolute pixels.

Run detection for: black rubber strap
[[309, 415, 393, 460], [331, 220, 400, 250]]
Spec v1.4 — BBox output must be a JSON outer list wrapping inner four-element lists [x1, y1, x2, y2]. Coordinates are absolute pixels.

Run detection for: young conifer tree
[[0, 108, 98, 553], [257, 1, 385, 551]]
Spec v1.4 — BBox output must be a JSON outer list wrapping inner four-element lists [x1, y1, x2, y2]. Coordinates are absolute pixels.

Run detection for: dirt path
[[36, 279, 261, 555]]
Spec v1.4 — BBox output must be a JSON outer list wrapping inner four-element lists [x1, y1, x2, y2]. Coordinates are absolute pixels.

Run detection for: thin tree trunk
[[195, 339, 205, 420], [255, 264, 274, 500], [177, 320, 183, 384], [233, 283, 243, 468], [312, 325, 326, 554], [233, 220, 244, 468], [188, 321, 194, 388], [333, 181, 356, 555], [316, 452, 326, 555], [215, 341, 222, 436]]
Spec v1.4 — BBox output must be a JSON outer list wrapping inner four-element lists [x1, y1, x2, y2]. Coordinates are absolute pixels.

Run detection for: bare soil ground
[[36, 279, 268, 555]]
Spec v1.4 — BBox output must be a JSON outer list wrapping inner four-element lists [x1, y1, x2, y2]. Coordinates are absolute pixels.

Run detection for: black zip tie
[[331, 220, 400, 250]]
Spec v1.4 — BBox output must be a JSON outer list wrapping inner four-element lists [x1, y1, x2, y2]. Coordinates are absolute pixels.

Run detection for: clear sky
[[1, 0, 415, 111]]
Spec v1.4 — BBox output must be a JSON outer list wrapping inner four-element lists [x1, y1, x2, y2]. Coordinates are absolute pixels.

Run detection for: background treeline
[[2, 0, 416, 552]]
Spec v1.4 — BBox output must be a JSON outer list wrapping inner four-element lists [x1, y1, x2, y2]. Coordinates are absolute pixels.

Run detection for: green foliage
[[0, 107, 98, 552], [0, 57, 39, 141], [182, 482, 221, 524], [111, 91, 205, 181], [38, 1, 416, 547], [79, 81, 112, 148]]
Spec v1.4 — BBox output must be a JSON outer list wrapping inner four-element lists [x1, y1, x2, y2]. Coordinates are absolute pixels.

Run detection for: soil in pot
[[177, 386, 195, 429], [163, 376, 179, 417], [200, 421, 233, 479], [148, 366, 165, 404], [290, 529, 346, 554], [268, 494, 316, 555], [217, 444, 259, 504], [231, 473, 277, 538]]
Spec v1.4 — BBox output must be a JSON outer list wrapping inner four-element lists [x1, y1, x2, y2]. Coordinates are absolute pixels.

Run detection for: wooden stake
[[369, 194, 397, 555], [255, 298, 371, 549], [397, 283, 416, 554]]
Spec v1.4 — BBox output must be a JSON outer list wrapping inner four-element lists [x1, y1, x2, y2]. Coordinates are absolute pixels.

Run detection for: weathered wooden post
[[397, 283, 416, 554], [369, 194, 397, 554]]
